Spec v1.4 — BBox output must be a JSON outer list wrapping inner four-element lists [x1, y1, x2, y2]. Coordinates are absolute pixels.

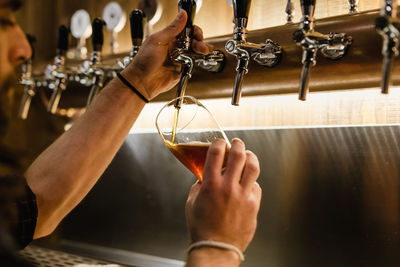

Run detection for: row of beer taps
[[18, 0, 400, 120]]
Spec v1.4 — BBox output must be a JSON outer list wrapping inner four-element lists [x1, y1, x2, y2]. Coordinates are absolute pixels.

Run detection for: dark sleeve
[[15, 183, 38, 249], [0, 175, 38, 249]]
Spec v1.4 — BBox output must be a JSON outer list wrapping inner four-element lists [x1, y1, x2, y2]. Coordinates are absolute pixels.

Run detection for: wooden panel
[[15, 0, 382, 66]]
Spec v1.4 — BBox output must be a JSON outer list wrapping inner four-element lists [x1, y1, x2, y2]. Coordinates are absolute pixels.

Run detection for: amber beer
[[165, 141, 228, 181]]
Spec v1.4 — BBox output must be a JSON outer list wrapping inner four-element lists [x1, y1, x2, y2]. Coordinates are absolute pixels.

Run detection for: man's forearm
[[186, 248, 241, 267], [25, 75, 146, 238]]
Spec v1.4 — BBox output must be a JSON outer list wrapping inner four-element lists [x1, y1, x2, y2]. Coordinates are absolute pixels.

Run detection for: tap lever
[[294, 0, 352, 100], [376, 0, 400, 94], [92, 18, 105, 53], [48, 25, 70, 114], [226, 0, 282, 105], [57, 25, 69, 57], [129, 9, 146, 59], [173, 0, 226, 108], [85, 18, 106, 106], [286, 0, 295, 24]]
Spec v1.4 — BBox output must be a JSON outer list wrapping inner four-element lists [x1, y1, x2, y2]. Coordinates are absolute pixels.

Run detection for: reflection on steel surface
[[47, 125, 400, 267]]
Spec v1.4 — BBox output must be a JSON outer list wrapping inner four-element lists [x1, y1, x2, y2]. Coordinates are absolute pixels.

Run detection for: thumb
[[155, 10, 187, 43]]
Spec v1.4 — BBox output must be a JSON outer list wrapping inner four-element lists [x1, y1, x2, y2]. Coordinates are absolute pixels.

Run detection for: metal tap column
[[48, 25, 69, 114], [376, 0, 400, 94], [18, 34, 36, 120], [174, 0, 197, 108], [86, 18, 105, 106]]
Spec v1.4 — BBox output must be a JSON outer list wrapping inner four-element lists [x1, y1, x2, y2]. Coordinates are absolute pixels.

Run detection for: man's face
[[0, 0, 31, 91]]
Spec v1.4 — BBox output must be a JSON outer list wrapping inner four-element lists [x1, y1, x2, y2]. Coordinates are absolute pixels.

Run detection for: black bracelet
[[116, 72, 150, 103]]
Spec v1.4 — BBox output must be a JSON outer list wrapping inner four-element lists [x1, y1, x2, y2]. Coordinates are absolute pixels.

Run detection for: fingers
[[192, 40, 214, 54], [193, 26, 204, 41], [223, 138, 247, 184], [202, 139, 228, 184], [152, 10, 187, 43], [241, 151, 261, 190], [186, 181, 201, 204], [192, 25, 214, 55]]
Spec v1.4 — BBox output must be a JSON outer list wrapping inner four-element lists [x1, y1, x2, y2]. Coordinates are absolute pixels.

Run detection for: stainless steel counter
[[39, 125, 400, 267]]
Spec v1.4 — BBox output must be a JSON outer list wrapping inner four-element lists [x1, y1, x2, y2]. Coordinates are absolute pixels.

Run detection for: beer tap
[[173, 0, 226, 108], [225, 0, 282, 106], [18, 34, 36, 119], [375, 0, 400, 94], [347, 0, 359, 14], [119, 9, 146, 68], [286, 0, 295, 24], [293, 0, 352, 100], [48, 25, 69, 114], [85, 18, 106, 106]]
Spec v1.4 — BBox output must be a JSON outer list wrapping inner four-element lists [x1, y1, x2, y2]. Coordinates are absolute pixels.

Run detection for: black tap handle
[[92, 18, 105, 52], [178, 0, 196, 31], [57, 25, 69, 56], [233, 0, 252, 20], [300, 0, 316, 31], [300, 0, 316, 16], [26, 34, 36, 60], [177, 0, 196, 50], [129, 9, 146, 46]]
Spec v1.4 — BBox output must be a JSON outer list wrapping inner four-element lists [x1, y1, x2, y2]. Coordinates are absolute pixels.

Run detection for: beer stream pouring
[[18, 34, 36, 119], [293, 0, 352, 101], [375, 0, 400, 94], [85, 18, 106, 106], [173, 0, 226, 109], [48, 25, 69, 114], [225, 0, 282, 106]]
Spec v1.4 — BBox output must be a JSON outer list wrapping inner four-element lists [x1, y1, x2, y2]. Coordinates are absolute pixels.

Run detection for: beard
[[0, 73, 18, 136]]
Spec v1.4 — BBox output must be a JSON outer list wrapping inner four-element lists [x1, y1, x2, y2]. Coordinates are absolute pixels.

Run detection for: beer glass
[[156, 96, 230, 181]]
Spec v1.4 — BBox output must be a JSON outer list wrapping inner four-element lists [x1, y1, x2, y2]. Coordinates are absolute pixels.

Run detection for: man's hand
[[121, 10, 211, 101], [185, 138, 262, 265]]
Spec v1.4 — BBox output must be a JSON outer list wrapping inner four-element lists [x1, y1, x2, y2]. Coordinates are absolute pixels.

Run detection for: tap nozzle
[[48, 25, 69, 114], [232, 57, 249, 106], [174, 55, 194, 108], [300, 0, 316, 32], [294, 0, 352, 100], [299, 48, 317, 100], [376, 1, 400, 94], [18, 34, 36, 119]]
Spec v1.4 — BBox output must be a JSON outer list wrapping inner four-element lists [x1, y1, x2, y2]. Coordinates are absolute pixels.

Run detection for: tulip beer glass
[[156, 96, 230, 181]]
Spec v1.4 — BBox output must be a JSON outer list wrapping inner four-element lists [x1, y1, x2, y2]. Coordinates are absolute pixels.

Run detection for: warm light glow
[[130, 87, 400, 133]]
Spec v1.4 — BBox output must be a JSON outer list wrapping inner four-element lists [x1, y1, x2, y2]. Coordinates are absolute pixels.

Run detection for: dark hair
[[1, 0, 23, 11]]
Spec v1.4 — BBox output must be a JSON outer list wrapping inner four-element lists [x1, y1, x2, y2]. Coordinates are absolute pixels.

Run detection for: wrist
[[120, 65, 152, 101], [186, 247, 241, 267]]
